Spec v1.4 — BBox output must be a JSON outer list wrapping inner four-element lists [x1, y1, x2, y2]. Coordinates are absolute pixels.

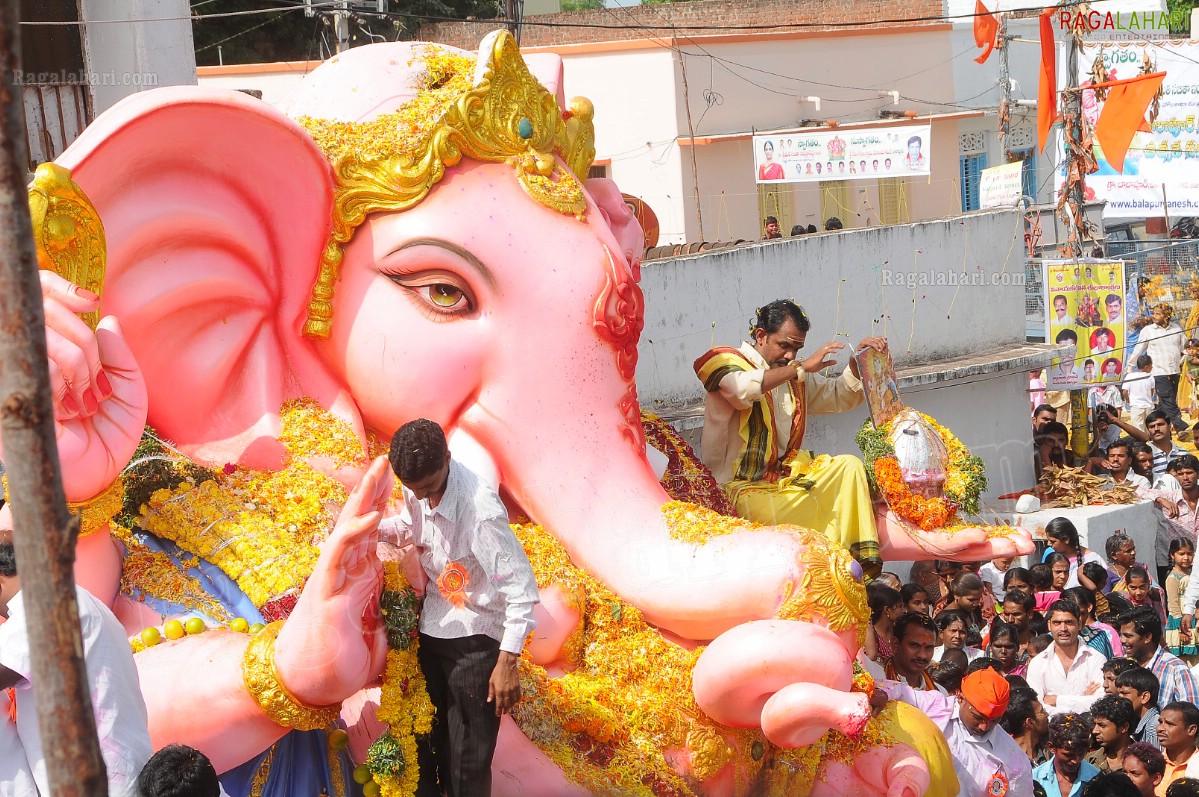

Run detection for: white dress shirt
[[1025, 641, 1107, 715], [380, 459, 539, 654], [0, 586, 152, 797], [0, 689, 36, 797], [885, 682, 1033, 797], [1132, 322, 1185, 376]]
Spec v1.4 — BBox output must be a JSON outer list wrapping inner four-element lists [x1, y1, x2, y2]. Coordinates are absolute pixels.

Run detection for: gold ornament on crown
[[298, 30, 597, 339], [27, 162, 107, 330]]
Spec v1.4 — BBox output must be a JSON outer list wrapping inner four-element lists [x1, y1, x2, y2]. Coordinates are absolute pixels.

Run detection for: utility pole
[[503, 0, 523, 45], [333, 0, 350, 54], [1062, 30, 1085, 256], [998, 13, 1012, 163], [0, 4, 108, 797]]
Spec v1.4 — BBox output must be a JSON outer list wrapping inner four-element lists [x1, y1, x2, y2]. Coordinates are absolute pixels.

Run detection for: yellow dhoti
[[725, 449, 881, 576]]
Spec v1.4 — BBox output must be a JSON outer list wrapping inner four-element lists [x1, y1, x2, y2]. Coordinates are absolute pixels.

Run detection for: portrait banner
[[753, 125, 932, 184], [1044, 259, 1127, 390], [1065, 41, 1199, 217]]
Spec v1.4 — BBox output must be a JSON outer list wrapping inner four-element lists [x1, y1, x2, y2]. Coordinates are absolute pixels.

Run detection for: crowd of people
[[862, 516, 1199, 796]]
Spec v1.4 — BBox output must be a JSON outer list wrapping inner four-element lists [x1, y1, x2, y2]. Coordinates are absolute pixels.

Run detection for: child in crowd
[[1031, 368, 1047, 413], [930, 652, 966, 694], [1124, 565, 1168, 625], [866, 583, 904, 662], [980, 556, 1014, 603], [900, 582, 931, 616], [936, 573, 987, 644], [1030, 633, 1053, 657], [986, 620, 1029, 678], [1046, 553, 1071, 591], [1181, 339, 1199, 419], [1079, 561, 1117, 616], [933, 610, 982, 663], [1165, 538, 1198, 663], [1102, 657, 1138, 696], [1031, 563, 1062, 613], [1003, 567, 1035, 602], [1123, 354, 1157, 433], [1116, 667, 1162, 750]]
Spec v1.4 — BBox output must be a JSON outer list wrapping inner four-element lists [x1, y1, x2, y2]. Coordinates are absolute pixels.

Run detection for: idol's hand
[[0, 272, 149, 502], [273, 456, 394, 706]]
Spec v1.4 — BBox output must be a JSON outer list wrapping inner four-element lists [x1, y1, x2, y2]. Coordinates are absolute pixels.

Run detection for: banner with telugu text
[[1065, 41, 1199, 217], [1044, 259, 1127, 390], [753, 125, 931, 184], [980, 161, 1025, 208]]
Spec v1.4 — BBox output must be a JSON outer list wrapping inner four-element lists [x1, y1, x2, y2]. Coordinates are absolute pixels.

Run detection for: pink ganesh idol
[[3, 30, 998, 796]]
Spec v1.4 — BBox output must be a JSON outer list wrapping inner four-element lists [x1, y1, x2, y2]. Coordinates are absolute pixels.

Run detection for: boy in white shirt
[[1124, 354, 1158, 433]]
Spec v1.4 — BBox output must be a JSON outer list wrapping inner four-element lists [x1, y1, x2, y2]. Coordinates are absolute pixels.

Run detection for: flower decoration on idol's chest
[[437, 560, 471, 609]]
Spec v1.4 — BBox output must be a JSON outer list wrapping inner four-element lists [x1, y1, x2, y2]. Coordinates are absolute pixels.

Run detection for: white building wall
[[197, 66, 318, 107], [81, 0, 197, 114]]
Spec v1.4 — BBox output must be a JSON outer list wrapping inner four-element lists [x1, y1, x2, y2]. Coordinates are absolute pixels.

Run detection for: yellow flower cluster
[[135, 399, 361, 607], [661, 499, 763, 545]]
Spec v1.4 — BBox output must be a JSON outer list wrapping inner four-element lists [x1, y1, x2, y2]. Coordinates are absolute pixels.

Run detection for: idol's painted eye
[[384, 272, 476, 319]]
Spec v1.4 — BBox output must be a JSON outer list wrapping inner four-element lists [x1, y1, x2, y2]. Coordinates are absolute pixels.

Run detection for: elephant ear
[[56, 87, 354, 468]]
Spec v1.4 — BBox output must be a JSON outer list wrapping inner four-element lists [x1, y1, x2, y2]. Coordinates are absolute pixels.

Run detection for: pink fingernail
[[75, 286, 99, 301], [96, 371, 113, 398], [62, 395, 79, 415], [82, 392, 98, 414]]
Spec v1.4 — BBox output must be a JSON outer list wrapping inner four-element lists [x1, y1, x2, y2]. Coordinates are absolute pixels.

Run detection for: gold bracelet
[[68, 479, 125, 538], [242, 621, 341, 731], [2, 475, 123, 538]]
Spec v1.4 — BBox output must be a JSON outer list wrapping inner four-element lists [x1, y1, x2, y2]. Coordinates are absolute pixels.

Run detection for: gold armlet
[[242, 621, 341, 731], [2, 476, 123, 539]]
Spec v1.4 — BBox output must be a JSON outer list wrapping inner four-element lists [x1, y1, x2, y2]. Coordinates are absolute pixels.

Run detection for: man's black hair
[[1177, 454, 1199, 472], [805, 223, 817, 234], [1091, 694, 1136, 733], [764, 215, 778, 225], [1046, 598, 1081, 621], [1041, 421, 1070, 439], [824, 217, 843, 231], [1081, 771, 1141, 797], [1118, 606, 1164, 648], [1167, 778, 1199, 797], [1001, 686, 1040, 736], [1048, 712, 1093, 750], [1116, 666, 1160, 707], [893, 611, 936, 643], [1056, 328, 1079, 344], [388, 419, 449, 483], [1162, 701, 1199, 731], [136, 744, 221, 797], [1137, 354, 1153, 369], [966, 656, 1003, 675], [1003, 588, 1036, 613], [1147, 409, 1171, 427], [790, 225, 804, 236], [1034, 403, 1057, 417], [1102, 657, 1138, 678], [753, 300, 810, 334], [0, 540, 14, 578]]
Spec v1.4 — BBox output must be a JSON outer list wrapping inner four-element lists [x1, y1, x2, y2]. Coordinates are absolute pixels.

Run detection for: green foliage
[[118, 428, 216, 529], [853, 420, 894, 491], [191, 0, 500, 66], [380, 588, 422, 650], [1169, 0, 1195, 34], [561, 0, 606, 9], [367, 732, 407, 777]]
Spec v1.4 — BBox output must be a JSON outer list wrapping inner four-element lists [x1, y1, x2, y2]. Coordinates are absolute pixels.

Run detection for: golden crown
[[298, 30, 597, 339]]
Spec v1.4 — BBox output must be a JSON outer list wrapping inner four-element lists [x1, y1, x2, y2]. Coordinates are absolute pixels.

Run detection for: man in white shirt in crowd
[[0, 536, 152, 797], [0, 687, 37, 797], [1026, 599, 1107, 715], [1122, 355, 1157, 434], [1131, 303, 1188, 436], [380, 419, 540, 797], [883, 612, 947, 694]]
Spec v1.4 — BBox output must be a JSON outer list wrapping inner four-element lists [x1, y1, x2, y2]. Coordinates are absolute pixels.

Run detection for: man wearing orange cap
[[880, 666, 1032, 796]]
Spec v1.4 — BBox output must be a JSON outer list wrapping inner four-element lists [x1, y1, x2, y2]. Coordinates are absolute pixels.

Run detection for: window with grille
[[960, 153, 988, 211], [1010, 148, 1037, 203], [878, 178, 909, 226], [587, 164, 608, 180]]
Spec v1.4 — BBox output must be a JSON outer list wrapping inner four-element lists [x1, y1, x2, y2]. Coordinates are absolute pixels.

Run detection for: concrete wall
[[81, 0, 197, 114], [634, 207, 1037, 498]]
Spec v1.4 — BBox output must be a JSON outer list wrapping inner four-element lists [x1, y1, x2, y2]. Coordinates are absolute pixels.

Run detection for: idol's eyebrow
[[388, 237, 497, 290]]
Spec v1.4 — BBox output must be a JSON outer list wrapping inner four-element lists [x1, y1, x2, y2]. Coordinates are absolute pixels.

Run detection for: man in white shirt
[[1053, 295, 1077, 328], [0, 688, 37, 797], [381, 419, 539, 797], [1025, 599, 1106, 715], [1131, 303, 1187, 434], [0, 538, 152, 797], [1123, 355, 1157, 433]]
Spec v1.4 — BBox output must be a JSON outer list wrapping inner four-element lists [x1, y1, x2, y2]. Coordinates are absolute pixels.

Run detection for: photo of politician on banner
[[1044, 260, 1127, 390]]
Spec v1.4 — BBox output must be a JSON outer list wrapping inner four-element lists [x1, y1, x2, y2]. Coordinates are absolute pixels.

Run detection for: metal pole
[[0, 4, 108, 796], [999, 14, 1012, 163]]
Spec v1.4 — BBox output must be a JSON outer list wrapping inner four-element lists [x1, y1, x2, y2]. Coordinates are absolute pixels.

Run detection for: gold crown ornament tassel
[[299, 30, 596, 339]]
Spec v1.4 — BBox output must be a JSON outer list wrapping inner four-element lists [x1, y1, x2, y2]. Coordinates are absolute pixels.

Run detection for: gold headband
[[298, 31, 597, 339]]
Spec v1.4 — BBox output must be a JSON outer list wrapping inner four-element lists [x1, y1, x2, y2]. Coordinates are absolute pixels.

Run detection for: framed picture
[[856, 347, 903, 426]]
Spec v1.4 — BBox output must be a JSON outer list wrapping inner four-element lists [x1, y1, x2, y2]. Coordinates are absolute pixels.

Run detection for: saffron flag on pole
[[1093, 71, 1166, 174], [1038, 8, 1057, 152], [973, 0, 998, 64]]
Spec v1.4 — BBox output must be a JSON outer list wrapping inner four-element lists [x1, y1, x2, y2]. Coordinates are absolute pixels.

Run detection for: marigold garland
[[855, 412, 987, 530], [369, 564, 432, 797]]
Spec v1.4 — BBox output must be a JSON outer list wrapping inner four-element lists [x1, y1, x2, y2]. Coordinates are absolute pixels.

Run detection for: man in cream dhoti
[[694, 299, 886, 575]]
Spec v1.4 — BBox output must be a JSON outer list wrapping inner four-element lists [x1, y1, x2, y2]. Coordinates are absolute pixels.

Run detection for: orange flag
[[1094, 71, 1165, 174], [1038, 8, 1057, 152], [974, 0, 998, 64]]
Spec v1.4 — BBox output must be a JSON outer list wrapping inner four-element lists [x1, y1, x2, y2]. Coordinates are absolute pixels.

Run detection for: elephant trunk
[[462, 376, 807, 641]]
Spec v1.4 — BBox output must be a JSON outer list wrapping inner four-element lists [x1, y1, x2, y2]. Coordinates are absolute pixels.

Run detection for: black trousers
[[1156, 374, 1188, 431], [415, 633, 501, 797]]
